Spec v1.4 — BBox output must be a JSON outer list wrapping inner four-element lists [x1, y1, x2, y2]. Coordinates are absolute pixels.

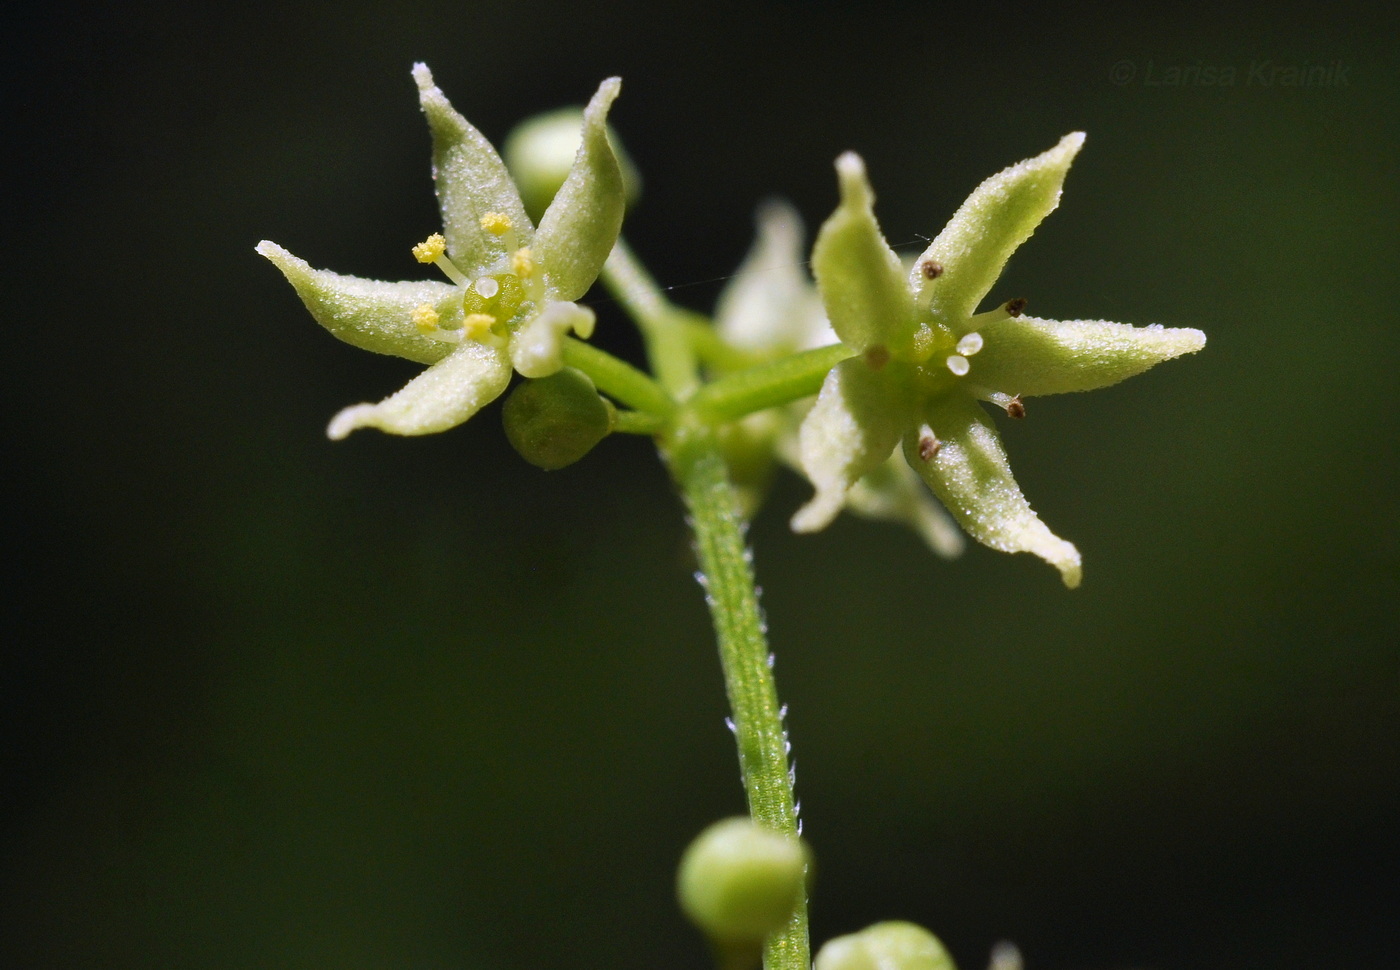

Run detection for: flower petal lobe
[[326, 338, 511, 439], [413, 63, 532, 271], [812, 153, 916, 355], [258, 241, 458, 365], [972, 316, 1206, 396], [913, 133, 1084, 323], [903, 395, 1082, 586], [791, 358, 912, 533], [532, 77, 626, 302]]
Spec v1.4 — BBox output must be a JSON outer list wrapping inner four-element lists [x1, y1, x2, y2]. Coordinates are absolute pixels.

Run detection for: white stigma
[[474, 277, 500, 299], [956, 331, 984, 356], [946, 354, 970, 376]]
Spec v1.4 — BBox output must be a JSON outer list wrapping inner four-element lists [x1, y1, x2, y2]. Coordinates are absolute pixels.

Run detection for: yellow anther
[[412, 233, 448, 263], [511, 247, 536, 279], [480, 212, 513, 236], [411, 303, 441, 333], [462, 313, 496, 340]]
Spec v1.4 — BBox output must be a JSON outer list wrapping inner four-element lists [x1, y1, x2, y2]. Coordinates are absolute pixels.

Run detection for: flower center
[[410, 227, 538, 345], [918, 298, 1027, 380]]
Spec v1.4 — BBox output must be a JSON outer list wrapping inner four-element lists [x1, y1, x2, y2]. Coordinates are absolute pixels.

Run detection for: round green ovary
[[460, 273, 528, 330]]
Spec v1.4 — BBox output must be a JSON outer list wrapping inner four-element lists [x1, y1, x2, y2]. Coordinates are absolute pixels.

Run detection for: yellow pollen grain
[[411, 304, 441, 333], [480, 212, 513, 236], [412, 233, 447, 263], [511, 247, 535, 278], [462, 313, 496, 340]]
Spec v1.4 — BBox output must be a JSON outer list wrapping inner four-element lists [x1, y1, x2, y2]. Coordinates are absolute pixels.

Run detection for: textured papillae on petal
[[812, 152, 916, 355], [532, 78, 625, 302], [716, 201, 834, 355], [912, 133, 1085, 325], [970, 316, 1207, 396], [257, 241, 458, 365], [791, 358, 912, 534], [903, 395, 1082, 587], [413, 63, 533, 271], [326, 338, 512, 439]]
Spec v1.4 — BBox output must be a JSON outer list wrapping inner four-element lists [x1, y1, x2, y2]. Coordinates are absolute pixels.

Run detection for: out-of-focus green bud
[[986, 941, 1021, 970], [814, 922, 957, 970], [502, 367, 614, 469], [677, 817, 810, 945], [504, 107, 642, 222]]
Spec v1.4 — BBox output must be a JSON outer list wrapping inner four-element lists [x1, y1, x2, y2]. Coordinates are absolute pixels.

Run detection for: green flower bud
[[677, 817, 810, 945], [502, 367, 614, 470], [814, 922, 957, 970], [504, 107, 641, 222]]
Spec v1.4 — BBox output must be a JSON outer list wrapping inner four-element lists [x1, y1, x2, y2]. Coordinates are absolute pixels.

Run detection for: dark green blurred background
[[5, 2, 1396, 968]]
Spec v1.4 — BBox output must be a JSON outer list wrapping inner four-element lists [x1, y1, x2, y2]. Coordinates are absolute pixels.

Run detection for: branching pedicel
[[260, 65, 1205, 970]]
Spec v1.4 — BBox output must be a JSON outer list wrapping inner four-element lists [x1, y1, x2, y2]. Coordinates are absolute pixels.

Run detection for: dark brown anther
[[1005, 297, 1027, 317], [917, 433, 941, 461], [864, 345, 891, 370], [1006, 394, 1026, 419], [920, 259, 944, 280]]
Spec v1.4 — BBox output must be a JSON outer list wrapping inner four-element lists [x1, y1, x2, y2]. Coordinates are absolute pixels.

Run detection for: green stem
[[689, 343, 855, 423], [612, 410, 665, 435], [669, 435, 809, 970], [561, 338, 675, 418], [601, 238, 700, 397]]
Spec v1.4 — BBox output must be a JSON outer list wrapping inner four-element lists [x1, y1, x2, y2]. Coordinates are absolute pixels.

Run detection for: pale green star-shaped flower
[[793, 134, 1206, 587], [714, 202, 965, 558], [258, 64, 624, 439]]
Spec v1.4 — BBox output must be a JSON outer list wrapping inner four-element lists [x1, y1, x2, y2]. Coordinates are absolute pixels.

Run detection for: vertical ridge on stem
[[673, 437, 811, 970]]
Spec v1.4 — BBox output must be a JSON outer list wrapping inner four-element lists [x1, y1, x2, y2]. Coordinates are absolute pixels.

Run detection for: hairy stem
[[670, 435, 809, 970]]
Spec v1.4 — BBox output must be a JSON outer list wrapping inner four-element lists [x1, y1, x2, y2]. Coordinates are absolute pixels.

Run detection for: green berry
[[502, 368, 613, 470], [677, 817, 810, 944]]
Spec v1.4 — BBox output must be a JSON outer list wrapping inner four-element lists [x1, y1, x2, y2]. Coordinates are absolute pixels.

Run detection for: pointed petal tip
[[1023, 527, 1082, 588], [756, 197, 802, 232], [790, 492, 843, 534], [1023, 529, 1081, 587], [1035, 132, 1085, 167], [834, 151, 874, 210], [327, 403, 374, 440], [583, 76, 622, 124], [256, 241, 312, 283], [596, 75, 623, 100], [751, 198, 806, 269], [1143, 322, 1208, 359], [1057, 551, 1083, 589], [413, 64, 454, 116], [835, 151, 865, 176], [1032, 131, 1085, 172], [255, 240, 297, 268]]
